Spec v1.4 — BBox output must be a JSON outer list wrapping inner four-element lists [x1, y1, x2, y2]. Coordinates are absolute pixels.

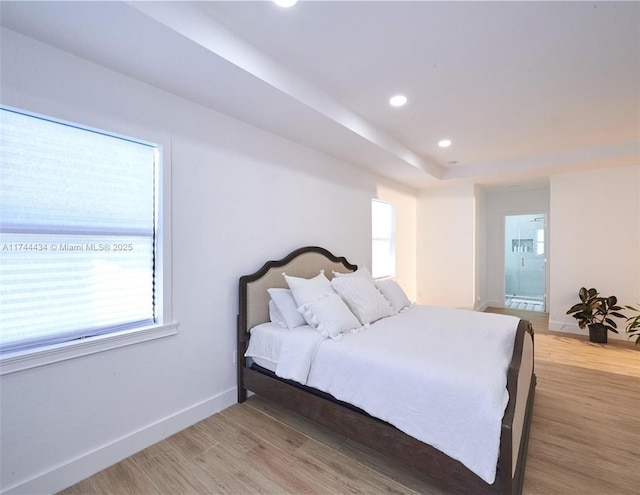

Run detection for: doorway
[[504, 213, 546, 312]]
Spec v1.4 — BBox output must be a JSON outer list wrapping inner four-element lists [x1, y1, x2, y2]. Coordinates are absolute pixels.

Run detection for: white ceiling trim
[[445, 140, 640, 182], [127, 0, 444, 180]]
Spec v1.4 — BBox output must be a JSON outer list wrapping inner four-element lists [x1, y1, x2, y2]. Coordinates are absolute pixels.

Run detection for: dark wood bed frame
[[237, 246, 536, 495]]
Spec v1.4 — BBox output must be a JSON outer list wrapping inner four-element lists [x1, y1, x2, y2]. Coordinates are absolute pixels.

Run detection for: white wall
[[484, 188, 550, 308], [419, 185, 550, 312], [548, 165, 640, 339], [0, 29, 417, 494], [417, 184, 476, 309]]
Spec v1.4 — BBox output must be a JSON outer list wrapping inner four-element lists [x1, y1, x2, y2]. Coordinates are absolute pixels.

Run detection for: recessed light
[[389, 95, 407, 107], [273, 0, 298, 7], [438, 139, 452, 147]]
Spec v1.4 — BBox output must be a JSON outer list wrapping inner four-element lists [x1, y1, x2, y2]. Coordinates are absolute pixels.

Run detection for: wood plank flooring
[[60, 310, 639, 495]]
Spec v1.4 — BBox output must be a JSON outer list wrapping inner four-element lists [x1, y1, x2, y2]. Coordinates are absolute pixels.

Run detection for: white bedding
[[245, 322, 326, 379], [246, 305, 519, 484], [245, 322, 292, 371]]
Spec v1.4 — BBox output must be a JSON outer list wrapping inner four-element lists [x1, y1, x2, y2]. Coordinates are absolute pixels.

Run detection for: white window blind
[[371, 199, 395, 279], [0, 108, 157, 354]]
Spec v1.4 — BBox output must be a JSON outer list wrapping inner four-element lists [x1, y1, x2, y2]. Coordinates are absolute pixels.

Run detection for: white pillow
[[298, 293, 361, 340], [376, 279, 411, 314], [333, 266, 375, 283], [267, 288, 306, 329], [283, 270, 336, 307], [268, 299, 288, 328], [331, 275, 393, 325]]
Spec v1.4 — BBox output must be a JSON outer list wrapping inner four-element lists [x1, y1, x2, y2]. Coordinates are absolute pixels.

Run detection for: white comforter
[[275, 305, 519, 484]]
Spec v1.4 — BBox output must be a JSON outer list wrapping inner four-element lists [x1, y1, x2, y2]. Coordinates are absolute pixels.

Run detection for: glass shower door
[[504, 214, 546, 311]]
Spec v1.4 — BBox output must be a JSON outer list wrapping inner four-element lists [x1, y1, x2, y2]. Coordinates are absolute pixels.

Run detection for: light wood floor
[[60, 310, 639, 495]]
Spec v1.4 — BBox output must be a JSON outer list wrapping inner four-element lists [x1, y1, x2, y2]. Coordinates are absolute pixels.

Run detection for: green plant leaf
[[587, 300, 601, 310], [566, 304, 587, 314]]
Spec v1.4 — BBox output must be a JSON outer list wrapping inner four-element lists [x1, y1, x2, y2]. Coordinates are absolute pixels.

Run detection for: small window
[[371, 199, 395, 279], [0, 107, 159, 354]]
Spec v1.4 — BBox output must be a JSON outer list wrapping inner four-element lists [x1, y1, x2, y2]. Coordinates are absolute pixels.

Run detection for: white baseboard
[[548, 320, 629, 341], [475, 301, 489, 312], [4, 388, 237, 495], [487, 299, 505, 309], [548, 319, 573, 333]]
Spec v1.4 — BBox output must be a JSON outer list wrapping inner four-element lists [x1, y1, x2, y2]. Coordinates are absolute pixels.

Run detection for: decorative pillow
[[376, 279, 411, 314], [268, 299, 288, 328], [267, 288, 306, 329], [331, 275, 393, 325], [297, 293, 361, 339], [333, 266, 375, 283], [283, 270, 336, 307]]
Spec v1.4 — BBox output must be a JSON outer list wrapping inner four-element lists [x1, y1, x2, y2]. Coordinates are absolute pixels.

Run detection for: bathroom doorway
[[504, 213, 546, 312]]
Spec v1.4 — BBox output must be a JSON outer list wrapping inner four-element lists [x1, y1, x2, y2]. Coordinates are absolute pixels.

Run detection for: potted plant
[[625, 304, 640, 345], [566, 287, 626, 343]]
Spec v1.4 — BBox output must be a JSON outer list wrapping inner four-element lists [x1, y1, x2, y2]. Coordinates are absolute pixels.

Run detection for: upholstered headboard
[[237, 246, 357, 341]]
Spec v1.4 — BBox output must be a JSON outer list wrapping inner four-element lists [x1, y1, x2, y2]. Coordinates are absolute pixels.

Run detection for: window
[[0, 107, 173, 364], [371, 199, 395, 278]]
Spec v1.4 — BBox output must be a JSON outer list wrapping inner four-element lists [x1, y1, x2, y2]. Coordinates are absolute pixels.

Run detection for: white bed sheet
[[245, 306, 519, 484], [244, 322, 290, 372], [245, 321, 326, 381]]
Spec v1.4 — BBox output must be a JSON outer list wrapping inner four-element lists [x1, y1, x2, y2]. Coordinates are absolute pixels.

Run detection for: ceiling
[[1, 1, 639, 189]]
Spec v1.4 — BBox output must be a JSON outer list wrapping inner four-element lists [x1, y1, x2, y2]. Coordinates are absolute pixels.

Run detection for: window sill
[[0, 322, 179, 375]]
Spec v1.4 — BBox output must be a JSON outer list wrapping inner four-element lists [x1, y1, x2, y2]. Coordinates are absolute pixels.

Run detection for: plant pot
[[588, 323, 608, 344]]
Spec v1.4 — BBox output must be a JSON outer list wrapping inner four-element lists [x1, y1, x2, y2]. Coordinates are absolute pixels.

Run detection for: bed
[[237, 246, 536, 495]]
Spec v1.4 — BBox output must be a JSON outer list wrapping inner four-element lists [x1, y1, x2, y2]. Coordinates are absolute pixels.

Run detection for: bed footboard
[[498, 320, 536, 495]]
